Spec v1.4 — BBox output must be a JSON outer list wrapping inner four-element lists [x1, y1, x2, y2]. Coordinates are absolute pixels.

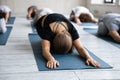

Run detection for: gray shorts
[[97, 21, 108, 36]]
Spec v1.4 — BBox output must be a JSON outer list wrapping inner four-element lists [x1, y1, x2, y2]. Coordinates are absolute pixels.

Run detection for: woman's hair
[[27, 6, 38, 18], [0, 10, 5, 19], [31, 11, 36, 18], [79, 13, 97, 23], [53, 30, 72, 54]]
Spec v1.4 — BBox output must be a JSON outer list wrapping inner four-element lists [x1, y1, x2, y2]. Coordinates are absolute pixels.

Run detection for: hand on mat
[[47, 59, 59, 69], [86, 58, 100, 67]]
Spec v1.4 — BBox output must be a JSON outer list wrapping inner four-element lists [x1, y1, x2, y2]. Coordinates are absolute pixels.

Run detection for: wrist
[[48, 57, 55, 61], [86, 56, 92, 60]]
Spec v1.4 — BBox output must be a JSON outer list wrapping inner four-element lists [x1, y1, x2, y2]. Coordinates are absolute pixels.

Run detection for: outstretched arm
[[109, 30, 120, 42], [5, 12, 9, 23], [27, 9, 33, 20], [70, 13, 82, 25], [74, 17, 82, 25], [73, 38, 100, 67], [41, 39, 59, 68]]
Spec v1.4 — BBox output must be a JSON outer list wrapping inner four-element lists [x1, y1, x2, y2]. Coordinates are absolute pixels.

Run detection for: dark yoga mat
[[84, 28, 120, 48], [31, 22, 37, 33], [7, 17, 15, 24], [28, 33, 112, 71], [0, 26, 12, 45], [80, 22, 98, 26]]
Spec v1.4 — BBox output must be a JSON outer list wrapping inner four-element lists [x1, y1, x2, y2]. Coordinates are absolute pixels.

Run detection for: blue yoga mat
[[80, 22, 98, 26], [31, 22, 37, 33], [84, 28, 120, 48], [28, 33, 112, 71], [7, 17, 15, 24], [0, 26, 12, 45]]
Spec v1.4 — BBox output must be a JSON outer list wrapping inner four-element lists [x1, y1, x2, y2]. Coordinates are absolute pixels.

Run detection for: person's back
[[72, 6, 90, 17], [98, 13, 120, 42], [0, 5, 11, 13], [36, 8, 54, 17], [99, 13, 120, 23]]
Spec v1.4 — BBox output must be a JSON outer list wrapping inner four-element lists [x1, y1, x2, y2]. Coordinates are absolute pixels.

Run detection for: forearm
[[5, 12, 9, 23], [113, 35, 120, 42], [109, 30, 120, 42], [42, 50, 55, 61], [41, 39, 55, 61], [27, 10, 33, 19], [73, 39, 100, 67], [28, 14, 32, 18], [75, 17, 82, 24], [73, 39, 91, 59], [77, 47, 91, 59]]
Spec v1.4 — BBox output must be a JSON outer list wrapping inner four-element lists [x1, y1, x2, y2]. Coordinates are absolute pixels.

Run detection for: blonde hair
[[53, 30, 72, 54]]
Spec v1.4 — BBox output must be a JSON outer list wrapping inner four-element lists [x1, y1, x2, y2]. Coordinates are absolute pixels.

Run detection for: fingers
[[86, 59, 100, 68], [93, 61, 100, 67], [47, 60, 59, 69], [91, 61, 99, 67], [56, 61, 60, 66], [86, 60, 90, 66]]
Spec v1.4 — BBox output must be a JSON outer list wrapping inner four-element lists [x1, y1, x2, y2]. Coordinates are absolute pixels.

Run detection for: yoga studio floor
[[0, 15, 120, 80]]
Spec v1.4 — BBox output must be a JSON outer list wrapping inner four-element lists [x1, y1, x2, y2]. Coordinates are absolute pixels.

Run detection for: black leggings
[[0, 12, 5, 19]]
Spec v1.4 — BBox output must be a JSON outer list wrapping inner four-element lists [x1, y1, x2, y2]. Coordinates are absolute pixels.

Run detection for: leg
[[0, 18, 7, 33], [97, 21, 108, 36]]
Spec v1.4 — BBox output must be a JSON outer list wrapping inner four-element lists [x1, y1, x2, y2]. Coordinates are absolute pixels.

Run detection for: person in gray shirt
[[98, 13, 120, 42]]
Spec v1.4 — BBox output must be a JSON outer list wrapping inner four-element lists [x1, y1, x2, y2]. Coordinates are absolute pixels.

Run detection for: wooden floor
[[0, 15, 120, 80]]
